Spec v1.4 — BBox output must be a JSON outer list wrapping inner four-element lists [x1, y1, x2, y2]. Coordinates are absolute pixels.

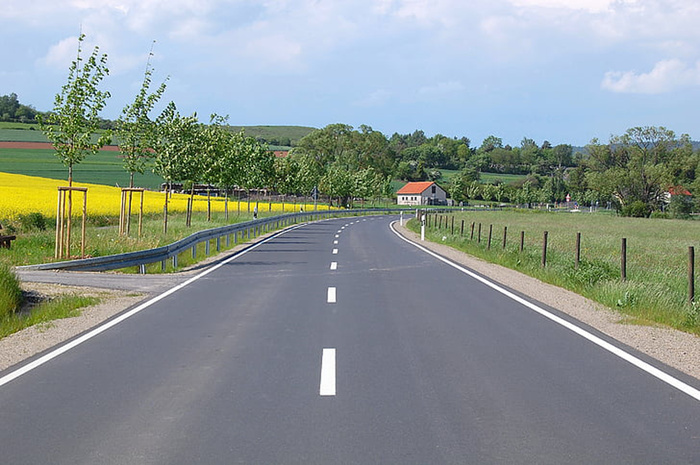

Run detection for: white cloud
[[39, 36, 80, 69], [416, 81, 465, 100], [508, 0, 626, 13], [354, 89, 393, 107], [602, 59, 700, 93]]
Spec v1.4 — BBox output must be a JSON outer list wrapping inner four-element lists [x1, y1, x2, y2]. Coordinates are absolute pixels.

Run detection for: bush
[[621, 200, 650, 218], [18, 212, 48, 231], [0, 263, 22, 318]]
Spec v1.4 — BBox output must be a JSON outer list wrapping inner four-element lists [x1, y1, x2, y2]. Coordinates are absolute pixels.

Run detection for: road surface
[[1, 216, 699, 464]]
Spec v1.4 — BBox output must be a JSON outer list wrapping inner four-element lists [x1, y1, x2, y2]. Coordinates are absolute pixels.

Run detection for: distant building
[[396, 181, 447, 206]]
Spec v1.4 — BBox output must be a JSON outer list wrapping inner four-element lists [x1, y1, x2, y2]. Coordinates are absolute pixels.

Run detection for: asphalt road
[[1, 216, 700, 464]]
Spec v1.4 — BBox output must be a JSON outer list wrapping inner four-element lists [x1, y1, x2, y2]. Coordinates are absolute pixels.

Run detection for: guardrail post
[[205, 240, 210, 256], [172, 254, 178, 269], [161, 259, 166, 272], [192, 244, 197, 259]]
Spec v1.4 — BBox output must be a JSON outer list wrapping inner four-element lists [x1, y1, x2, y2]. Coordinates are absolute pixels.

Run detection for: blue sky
[[2, 0, 699, 147]]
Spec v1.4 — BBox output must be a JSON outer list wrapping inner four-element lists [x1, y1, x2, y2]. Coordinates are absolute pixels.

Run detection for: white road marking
[[337, 230, 342, 233], [389, 221, 700, 403], [320, 348, 336, 396], [330, 262, 338, 270], [332, 248, 338, 254], [335, 234, 339, 238], [333, 240, 338, 244], [327, 287, 337, 303], [0, 224, 307, 389]]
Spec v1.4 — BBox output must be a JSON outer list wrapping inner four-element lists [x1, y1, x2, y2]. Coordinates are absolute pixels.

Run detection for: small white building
[[396, 181, 448, 206]]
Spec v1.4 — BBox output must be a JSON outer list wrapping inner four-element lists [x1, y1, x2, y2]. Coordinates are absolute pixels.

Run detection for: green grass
[[0, 293, 100, 339], [479, 172, 527, 185], [0, 148, 164, 189], [409, 209, 700, 335], [0, 263, 22, 319]]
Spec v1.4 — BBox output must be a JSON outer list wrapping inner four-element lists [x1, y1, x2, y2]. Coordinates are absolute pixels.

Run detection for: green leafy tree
[[585, 127, 690, 213], [37, 34, 111, 186], [116, 46, 168, 187]]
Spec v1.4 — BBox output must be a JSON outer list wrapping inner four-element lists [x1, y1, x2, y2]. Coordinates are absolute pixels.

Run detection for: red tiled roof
[[396, 181, 436, 195], [669, 185, 691, 196]]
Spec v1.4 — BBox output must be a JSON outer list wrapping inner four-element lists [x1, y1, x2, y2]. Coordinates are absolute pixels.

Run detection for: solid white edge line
[[320, 348, 336, 396], [389, 221, 700, 403], [330, 262, 338, 270], [0, 223, 308, 388], [327, 287, 337, 303]]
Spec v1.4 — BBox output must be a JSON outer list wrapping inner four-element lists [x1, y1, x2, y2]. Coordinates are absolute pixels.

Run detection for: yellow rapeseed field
[[0, 172, 311, 220]]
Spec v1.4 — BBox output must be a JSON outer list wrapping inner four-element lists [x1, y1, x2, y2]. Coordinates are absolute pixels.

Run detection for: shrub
[[18, 212, 48, 231], [0, 262, 22, 318], [621, 200, 650, 218]]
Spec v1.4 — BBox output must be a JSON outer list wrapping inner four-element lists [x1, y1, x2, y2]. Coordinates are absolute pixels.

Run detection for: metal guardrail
[[17, 208, 407, 273]]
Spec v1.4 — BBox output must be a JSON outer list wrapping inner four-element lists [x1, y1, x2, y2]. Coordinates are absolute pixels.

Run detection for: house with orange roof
[[396, 181, 447, 206]]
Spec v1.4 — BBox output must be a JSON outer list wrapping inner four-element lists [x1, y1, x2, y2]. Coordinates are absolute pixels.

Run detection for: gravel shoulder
[[3, 220, 699, 382]]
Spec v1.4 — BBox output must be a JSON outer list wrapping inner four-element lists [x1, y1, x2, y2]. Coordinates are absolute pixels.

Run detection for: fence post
[[690, 246, 695, 304], [502, 226, 507, 249], [470, 222, 475, 240], [451, 216, 454, 235], [575, 232, 581, 269], [487, 224, 493, 250], [461, 220, 465, 236], [542, 231, 548, 267], [478, 223, 482, 243], [621, 238, 627, 281]]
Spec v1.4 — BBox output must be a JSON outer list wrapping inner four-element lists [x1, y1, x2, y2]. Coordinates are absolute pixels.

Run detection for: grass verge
[[0, 293, 100, 339]]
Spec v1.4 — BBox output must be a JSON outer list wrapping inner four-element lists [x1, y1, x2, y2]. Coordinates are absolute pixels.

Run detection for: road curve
[[1, 215, 699, 464]]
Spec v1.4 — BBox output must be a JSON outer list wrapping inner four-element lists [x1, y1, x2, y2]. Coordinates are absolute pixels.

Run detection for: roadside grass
[[408, 209, 700, 335], [0, 263, 22, 319], [0, 293, 100, 339], [0, 208, 274, 267]]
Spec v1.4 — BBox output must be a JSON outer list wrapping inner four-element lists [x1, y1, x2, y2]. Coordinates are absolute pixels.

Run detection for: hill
[[0, 122, 316, 147], [226, 125, 315, 147]]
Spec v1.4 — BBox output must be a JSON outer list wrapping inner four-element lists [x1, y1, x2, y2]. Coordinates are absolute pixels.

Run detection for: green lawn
[[0, 148, 164, 189]]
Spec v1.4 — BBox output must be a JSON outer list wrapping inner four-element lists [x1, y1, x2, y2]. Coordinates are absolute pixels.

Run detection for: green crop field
[[409, 208, 700, 335], [0, 148, 164, 189]]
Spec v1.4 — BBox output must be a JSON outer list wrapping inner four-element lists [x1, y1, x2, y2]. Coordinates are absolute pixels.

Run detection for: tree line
[[12, 35, 700, 219]]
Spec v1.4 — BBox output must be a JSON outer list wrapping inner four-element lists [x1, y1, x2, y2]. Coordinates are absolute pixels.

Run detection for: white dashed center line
[[320, 348, 336, 396], [332, 248, 338, 254], [327, 287, 337, 303], [330, 262, 337, 270], [333, 240, 338, 244]]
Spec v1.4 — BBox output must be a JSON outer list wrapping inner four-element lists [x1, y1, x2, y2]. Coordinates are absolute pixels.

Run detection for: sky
[[2, 0, 700, 147]]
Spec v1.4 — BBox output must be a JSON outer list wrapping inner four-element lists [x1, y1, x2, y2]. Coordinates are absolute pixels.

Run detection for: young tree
[[37, 34, 111, 186], [116, 44, 168, 187]]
